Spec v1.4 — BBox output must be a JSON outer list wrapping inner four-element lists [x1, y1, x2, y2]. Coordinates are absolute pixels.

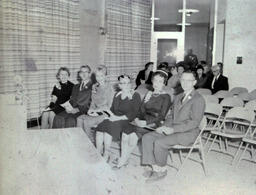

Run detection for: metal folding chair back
[[197, 88, 212, 95], [245, 100, 256, 112], [249, 89, 256, 101], [202, 95, 219, 104], [230, 87, 248, 96], [214, 90, 232, 99], [237, 92, 251, 103], [204, 103, 223, 127]]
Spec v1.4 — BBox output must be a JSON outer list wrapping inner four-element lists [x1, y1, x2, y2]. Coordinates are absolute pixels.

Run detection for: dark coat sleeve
[[125, 93, 141, 121], [135, 70, 145, 87]]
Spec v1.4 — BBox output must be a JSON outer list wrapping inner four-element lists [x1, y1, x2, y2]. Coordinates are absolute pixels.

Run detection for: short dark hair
[[144, 62, 153, 70], [118, 74, 131, 81], [56, 67, 70, 80], [196, 65, 204, 71], [77, 65, 91, 82], [152, 69, 169, 83]]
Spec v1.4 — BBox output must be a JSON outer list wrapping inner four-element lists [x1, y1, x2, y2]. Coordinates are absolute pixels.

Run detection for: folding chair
[[196, 88, 212, 95], [202, 95, 219, 104], [214, 90, 232, 103], [237, 92, 251, 104], [207, 107, 255, 163], [169, 116, 208, 176], [234, 126, 256, 167], [249, 89, 256, 101], [244, 99, 256, 127], [220, 97, 244, 119], [230, 87, 248, 96], [204, 103, 223, 146]]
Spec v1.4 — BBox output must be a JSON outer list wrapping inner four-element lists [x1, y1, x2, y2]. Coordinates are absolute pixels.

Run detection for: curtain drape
[[104, 0, 152, 83], [0, 0, 80, 119]]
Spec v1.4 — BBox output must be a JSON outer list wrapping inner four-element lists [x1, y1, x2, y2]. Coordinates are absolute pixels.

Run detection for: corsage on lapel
[[187, 94, 192, 100]]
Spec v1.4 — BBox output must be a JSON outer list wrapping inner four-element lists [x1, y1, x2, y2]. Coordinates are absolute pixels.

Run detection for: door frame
[[150, 32, 184, 70]]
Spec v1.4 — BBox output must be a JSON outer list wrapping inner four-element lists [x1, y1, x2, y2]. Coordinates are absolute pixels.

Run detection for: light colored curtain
[[104, 0, 152, 82], [0, 0, 80, 119]]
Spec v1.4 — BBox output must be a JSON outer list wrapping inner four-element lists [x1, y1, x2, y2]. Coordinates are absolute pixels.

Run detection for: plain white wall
[[80, 0, 105, 70], [223, 0, 256, 91]]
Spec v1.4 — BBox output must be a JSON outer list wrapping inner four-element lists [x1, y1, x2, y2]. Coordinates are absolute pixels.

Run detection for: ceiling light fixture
[[178, 9, 199, 16], [151, 17, 160, 20], [176, 23, 191, 26]]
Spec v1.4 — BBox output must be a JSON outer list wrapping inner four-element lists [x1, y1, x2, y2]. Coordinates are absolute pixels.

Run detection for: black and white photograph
[[0, 0, 255, 194]]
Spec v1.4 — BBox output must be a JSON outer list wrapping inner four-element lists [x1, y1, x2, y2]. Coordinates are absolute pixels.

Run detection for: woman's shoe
[[112, 162, 128, 170]]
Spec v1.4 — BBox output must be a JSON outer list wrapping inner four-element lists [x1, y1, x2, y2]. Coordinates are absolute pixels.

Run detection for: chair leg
[[176, 147, 194, 176], [204, 133, 212, 147], [37, 117, 40, 129], [218, 136, 223, 151], [224, 138, 229, 152], [232, 141, 243, 166], [169, 150, 174, 163], [199, 140, 208, 176], [207, 135, 217, 154], [179, 150, 183, 164], [235, 143, 249, 168]]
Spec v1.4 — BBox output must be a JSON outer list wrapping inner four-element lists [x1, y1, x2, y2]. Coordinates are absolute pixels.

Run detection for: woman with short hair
[[52, 65, 93, 128], [95, 75, 141, 162], [41, 67, 74, 129]]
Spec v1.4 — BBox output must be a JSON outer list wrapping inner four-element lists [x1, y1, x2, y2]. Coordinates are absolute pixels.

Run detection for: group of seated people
[[136, 60, 229, 96], [41, 62, 207, 182]]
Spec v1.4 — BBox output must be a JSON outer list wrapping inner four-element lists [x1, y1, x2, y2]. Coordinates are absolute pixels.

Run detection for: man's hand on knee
[[156, 126, 174, 135]]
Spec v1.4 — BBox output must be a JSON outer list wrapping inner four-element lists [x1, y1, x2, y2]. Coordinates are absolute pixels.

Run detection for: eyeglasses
[[119, 82, 131, 85]]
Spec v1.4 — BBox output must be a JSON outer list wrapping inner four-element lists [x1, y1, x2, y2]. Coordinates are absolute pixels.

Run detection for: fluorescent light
[[151, 17, 160, 20], [176, 23, 191, 26], [178, 9, 199, 13]]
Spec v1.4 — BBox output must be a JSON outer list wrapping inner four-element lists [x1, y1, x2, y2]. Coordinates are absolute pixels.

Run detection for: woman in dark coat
[[135, 62, 154, 89], [95, 75, 141, 162], [41, 67, 74, 129], [52, 65, 93, 128], [194, 65, 207, 89], [114, 70, 172, 169]]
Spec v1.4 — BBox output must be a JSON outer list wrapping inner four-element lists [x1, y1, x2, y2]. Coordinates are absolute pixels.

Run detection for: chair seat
[[211, 130, 244, 138], [242, 137, 256, 144], [172, 142, 200, 149]]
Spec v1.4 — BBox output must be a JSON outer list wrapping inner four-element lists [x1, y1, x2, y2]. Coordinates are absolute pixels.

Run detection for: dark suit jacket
[[207, 74, 229, 94], [164, 90, 205, 145]]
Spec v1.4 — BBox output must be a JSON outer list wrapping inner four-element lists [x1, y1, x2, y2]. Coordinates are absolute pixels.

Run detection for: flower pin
[[188, 94, 192, 100]]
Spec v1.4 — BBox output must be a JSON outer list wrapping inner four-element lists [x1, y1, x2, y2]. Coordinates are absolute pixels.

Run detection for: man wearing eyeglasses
[[208, 64, 229, 94], [141, 71, 205, 183]]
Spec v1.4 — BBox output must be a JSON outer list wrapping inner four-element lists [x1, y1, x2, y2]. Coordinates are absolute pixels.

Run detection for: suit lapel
[[179, 90, 196, 110]]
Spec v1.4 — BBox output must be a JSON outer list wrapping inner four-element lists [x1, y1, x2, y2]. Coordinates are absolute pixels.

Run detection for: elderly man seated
[[207, 64, 229, 94], [141, 71, 205, 183]]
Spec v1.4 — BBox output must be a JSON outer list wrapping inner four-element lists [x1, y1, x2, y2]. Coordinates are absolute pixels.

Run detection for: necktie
[[211, 76, 217, 89]]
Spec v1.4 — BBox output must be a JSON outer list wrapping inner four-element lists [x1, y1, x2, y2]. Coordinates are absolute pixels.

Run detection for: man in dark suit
[[141, 71, 205, 183], [207, 64, 229, 94]]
